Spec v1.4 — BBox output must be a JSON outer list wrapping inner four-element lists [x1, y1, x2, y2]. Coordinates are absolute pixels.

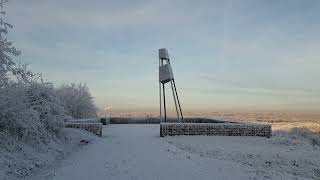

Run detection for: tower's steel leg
[[167, 60, 180, 122], [172, 79, 183, 121], [159, 58, 162, 123], [171, 81, 180, 122], [162, 83, 167, 122]]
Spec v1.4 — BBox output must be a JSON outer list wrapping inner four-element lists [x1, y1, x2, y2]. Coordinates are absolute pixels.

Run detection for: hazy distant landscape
[[105, 111, 320, 136], [106, 111, 320, 123]]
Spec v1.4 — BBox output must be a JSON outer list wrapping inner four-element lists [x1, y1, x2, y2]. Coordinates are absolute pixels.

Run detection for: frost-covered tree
[[0, 1, 66, 142], [0, 0, 97, 144], [0, 2, 99, 178], [56, 83, 97, 119], [0, 0, 20, 87]]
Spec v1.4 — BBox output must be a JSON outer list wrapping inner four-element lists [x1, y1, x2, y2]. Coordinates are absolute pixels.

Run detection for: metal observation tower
[[158, 48, 183, 123]]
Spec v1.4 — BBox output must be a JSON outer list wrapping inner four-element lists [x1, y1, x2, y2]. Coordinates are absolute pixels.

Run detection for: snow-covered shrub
[[25, 82, 66, 137], [0, 83, 40, 140], [0, 56, 66, 143], [56, 83, 97, 119], [288, 127, 320, 146], [0, 82, 66, 143]]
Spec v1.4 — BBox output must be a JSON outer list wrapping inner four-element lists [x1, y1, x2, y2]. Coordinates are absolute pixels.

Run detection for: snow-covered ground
[[27, 124, 320, 180], [0, 128, 98, 180], [166, 131, 320, 179]]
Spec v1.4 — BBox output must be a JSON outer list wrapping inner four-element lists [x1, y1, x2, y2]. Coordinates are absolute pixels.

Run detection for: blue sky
[[6, 0, 320, 113]]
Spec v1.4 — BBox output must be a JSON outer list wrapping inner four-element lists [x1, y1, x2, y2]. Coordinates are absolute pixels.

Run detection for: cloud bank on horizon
[[6, 0, 320, 112]]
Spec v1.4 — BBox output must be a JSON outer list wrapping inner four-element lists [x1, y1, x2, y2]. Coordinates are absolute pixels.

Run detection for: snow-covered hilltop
[[27, 124, 320, 180]]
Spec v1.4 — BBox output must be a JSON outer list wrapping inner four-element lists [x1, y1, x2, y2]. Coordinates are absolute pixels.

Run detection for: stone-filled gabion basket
[[160, 122, 271, 138], [65, 122, 103, 137]]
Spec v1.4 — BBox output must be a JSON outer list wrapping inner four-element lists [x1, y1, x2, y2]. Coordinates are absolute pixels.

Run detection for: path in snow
[[37, 124, 253, 180]]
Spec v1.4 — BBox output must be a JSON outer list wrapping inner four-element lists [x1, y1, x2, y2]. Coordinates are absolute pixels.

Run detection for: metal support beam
[[162, 83, 166, 122], [172, 79, 184, 121], [171, 80, 180, 122], [159, 58, 162, 123]]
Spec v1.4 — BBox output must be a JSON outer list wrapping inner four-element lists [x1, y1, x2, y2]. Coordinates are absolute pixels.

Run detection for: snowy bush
[[288, 127, 320, 146], [0, 83, 39, 140], [26, 82, 66, 136], [56, 83, 97, 119], [0, 79, 67, 143]]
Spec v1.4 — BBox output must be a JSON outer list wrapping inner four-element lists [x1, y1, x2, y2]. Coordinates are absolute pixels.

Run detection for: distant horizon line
[[97, 109, 320, 115]]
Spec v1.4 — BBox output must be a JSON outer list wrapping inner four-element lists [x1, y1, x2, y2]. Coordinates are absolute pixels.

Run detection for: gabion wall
[[65, 122, 102, 137], [160, 123, 271, 138], [68, 118, 101, 123]]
